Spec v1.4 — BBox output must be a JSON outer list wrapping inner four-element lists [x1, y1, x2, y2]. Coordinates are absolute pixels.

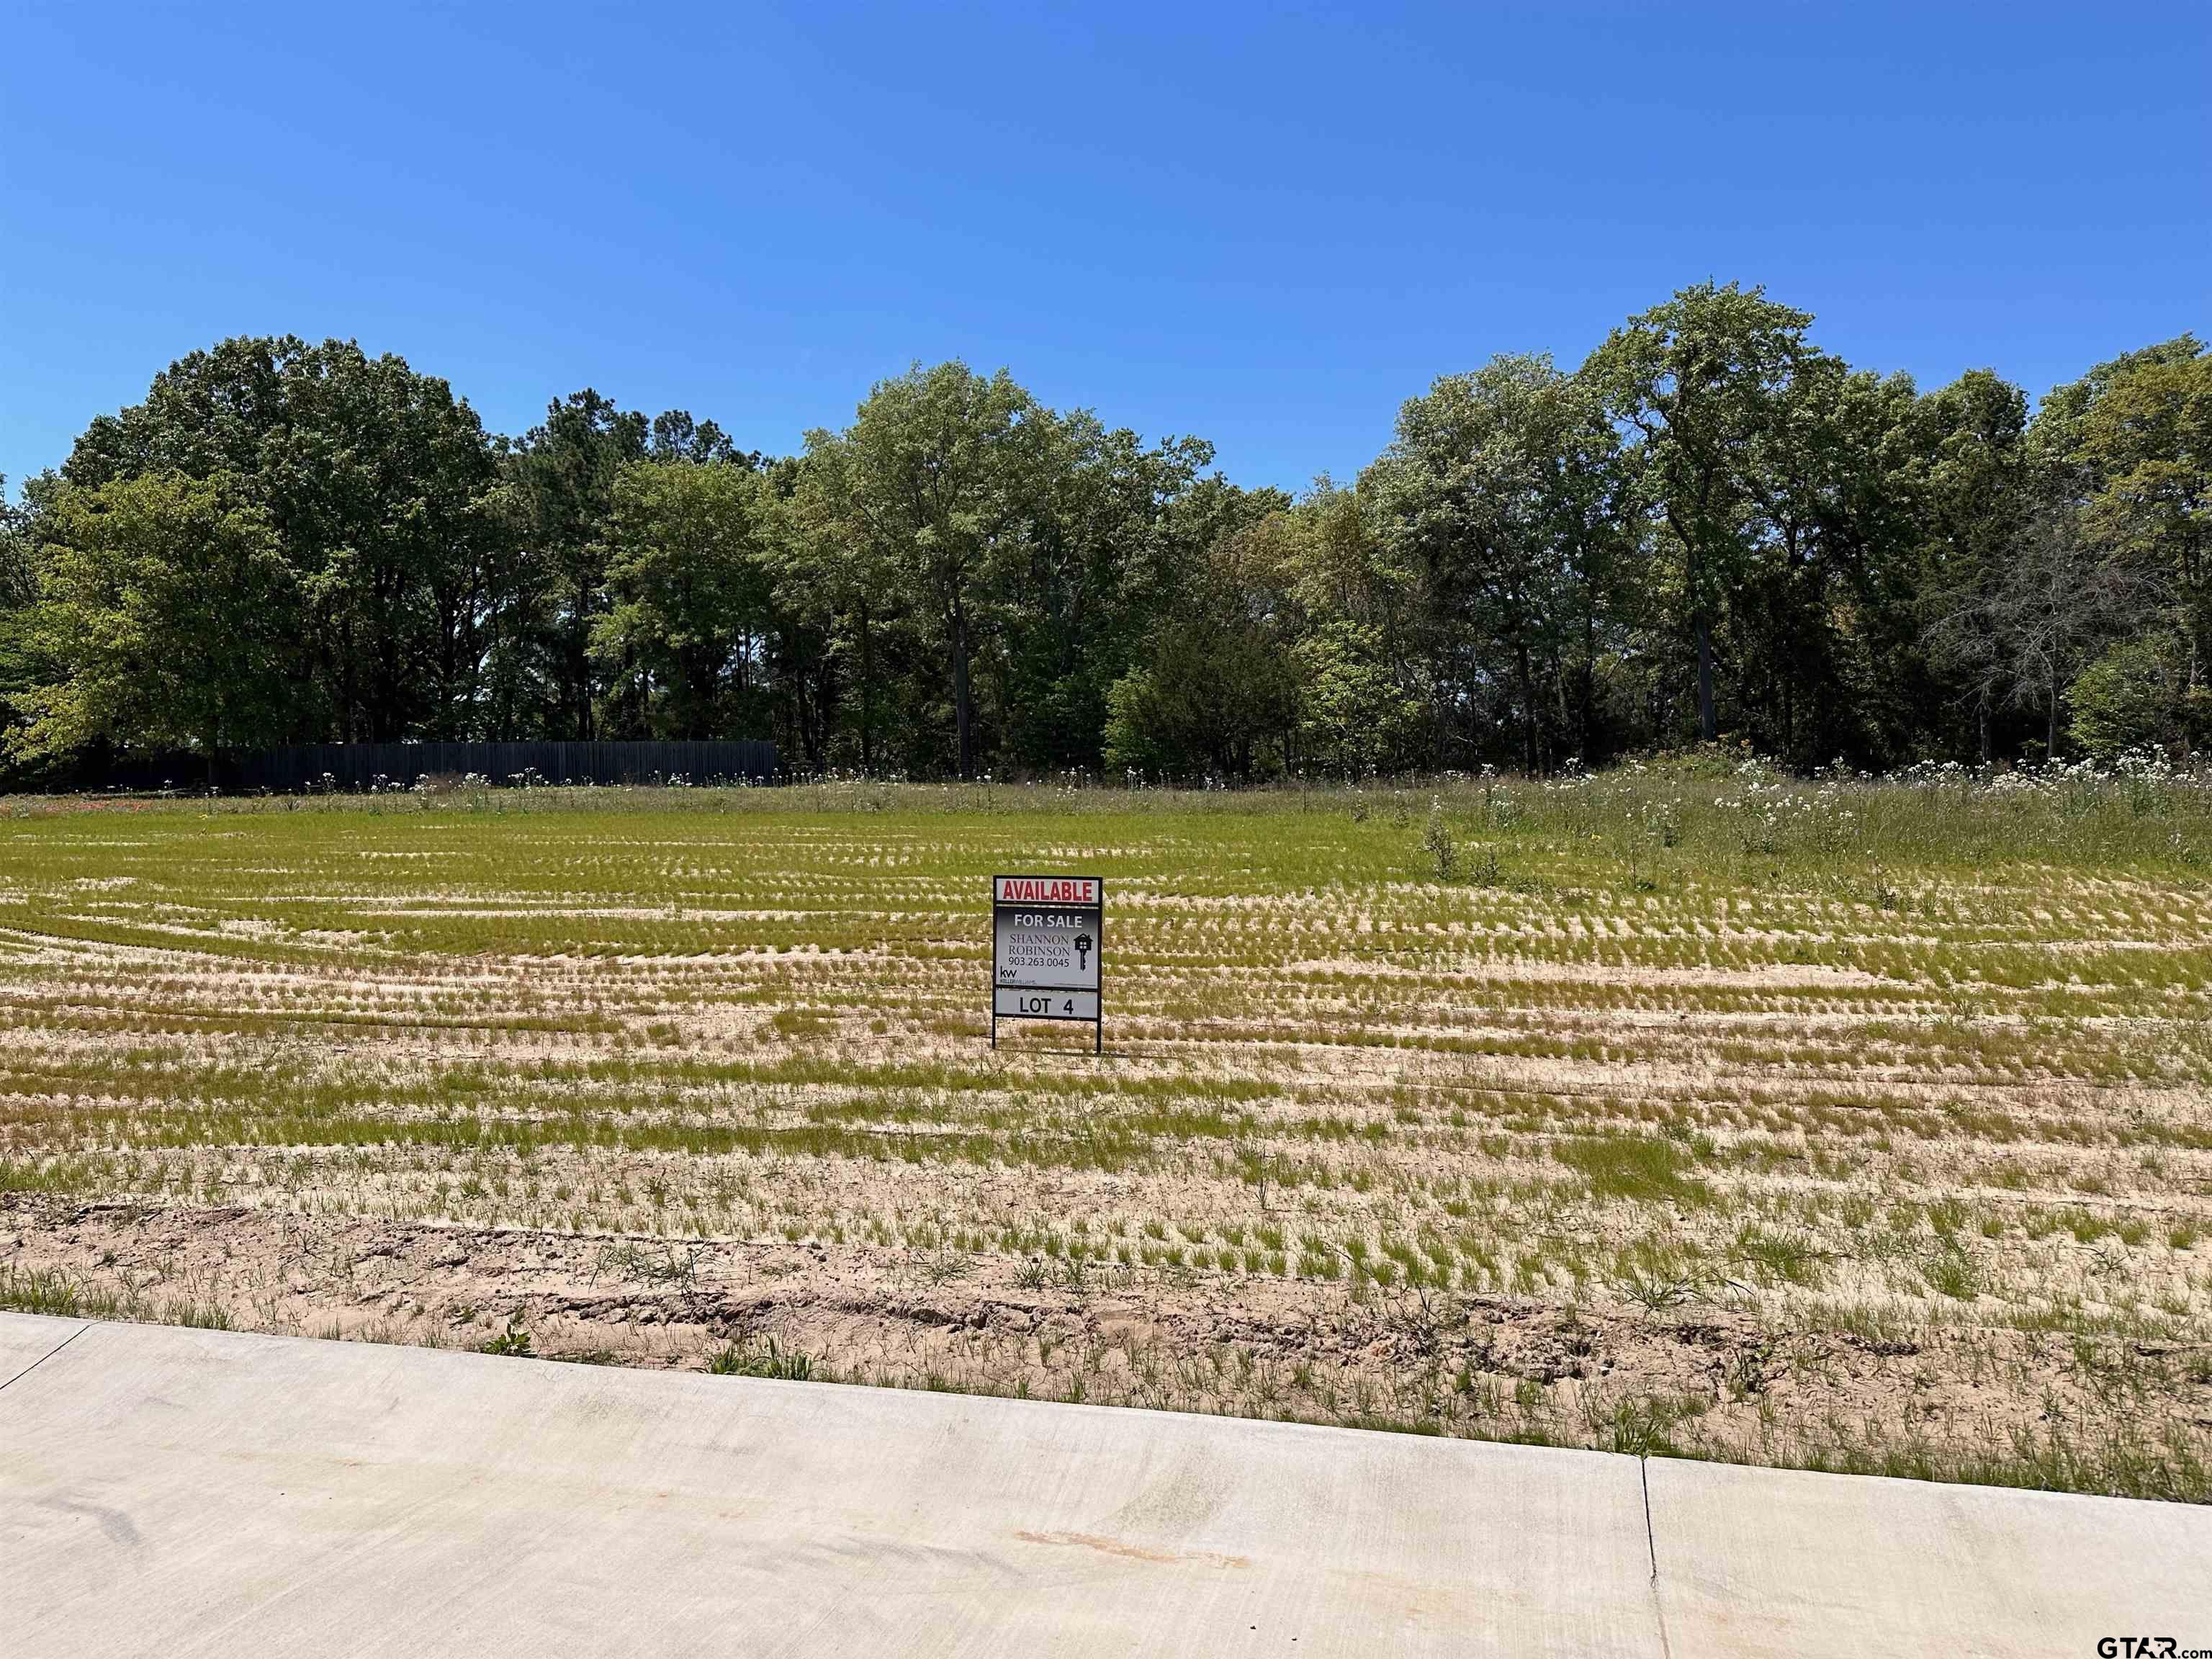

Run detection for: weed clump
[[1421, 800, 1459, 881], [706, 1336, 813, 1381]]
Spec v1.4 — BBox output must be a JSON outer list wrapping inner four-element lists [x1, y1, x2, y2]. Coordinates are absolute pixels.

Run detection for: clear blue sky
[[4, 1, 2206, 495]]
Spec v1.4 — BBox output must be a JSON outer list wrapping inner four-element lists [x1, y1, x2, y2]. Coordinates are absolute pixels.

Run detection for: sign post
[[991, 873, 1104, 1053]]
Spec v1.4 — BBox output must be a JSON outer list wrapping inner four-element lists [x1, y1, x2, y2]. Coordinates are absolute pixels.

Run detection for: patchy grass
[[1, 766, 2208, 1501], [1556, 1135, 1712, 1207]]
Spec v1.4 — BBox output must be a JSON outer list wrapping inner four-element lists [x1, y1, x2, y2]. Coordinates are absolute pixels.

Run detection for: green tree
[[1732, 357, 1927, 765], [63, 336, 501, 742], [588, 460, 774, 739], [0, 477, 27, 608], [995, 418, 1214, 771], [2068, 633, 2198, 759], [1102, 513, 1303, 778], [1366, 354, 1631, 770], [0, 477, 35, 765], [503, 390, 649, 739], [1914, 370, 2036, 761], [2069, 338, 2211, 749], [823, 362, 1037, 777], [745, 457, 840, 773], [1993, 495, 2144, 759], [1585, 282, 1820, 743], [778, 432, 907, 771], [1274, 482, 1426, 774], [1293, 619, 1426, 776], [7, 474, 297, 768], [1933, 339, 2212, 763], [1108, 484, 1422, 781]]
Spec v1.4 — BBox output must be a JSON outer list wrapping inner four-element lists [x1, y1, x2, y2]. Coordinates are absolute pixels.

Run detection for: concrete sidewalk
[[2, 1313, 2203, 1656]]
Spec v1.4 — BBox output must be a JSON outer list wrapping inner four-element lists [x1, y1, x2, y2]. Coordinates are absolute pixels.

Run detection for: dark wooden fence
[[23, 740, 776, 793]]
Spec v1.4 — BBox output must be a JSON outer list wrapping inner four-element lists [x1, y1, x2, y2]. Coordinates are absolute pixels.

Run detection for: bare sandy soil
[[19, 1192, 2202, 1482]]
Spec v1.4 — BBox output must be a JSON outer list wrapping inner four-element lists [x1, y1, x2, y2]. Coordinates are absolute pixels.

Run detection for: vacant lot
[[4, 765, 2210, 1500]]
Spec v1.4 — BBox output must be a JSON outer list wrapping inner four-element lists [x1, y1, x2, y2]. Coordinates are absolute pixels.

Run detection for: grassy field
[[4, 761, 2211, 1501]]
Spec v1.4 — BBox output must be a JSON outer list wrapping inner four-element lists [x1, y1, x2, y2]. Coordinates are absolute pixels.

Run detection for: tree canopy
[[6, 301, 2207, 781]]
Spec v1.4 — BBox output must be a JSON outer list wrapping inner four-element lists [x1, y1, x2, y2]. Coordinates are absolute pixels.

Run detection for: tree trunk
[[1696, 606, 1717, 742], [691, 645, 719, 741], [569, 624, 594, 741], [1580, 601, 1599, 762], [1516, 637, 1538, 774], [950, 598, 975, 778], [855, 606, 876, 773], [2185, 631, 2200, 760]]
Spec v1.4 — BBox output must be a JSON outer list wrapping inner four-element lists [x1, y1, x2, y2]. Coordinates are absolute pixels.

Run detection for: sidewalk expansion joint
[[0, 1321, 90, 1395]]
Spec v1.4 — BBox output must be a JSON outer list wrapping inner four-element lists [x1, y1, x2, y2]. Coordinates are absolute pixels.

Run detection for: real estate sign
[[992, 873, 1103, 1051]]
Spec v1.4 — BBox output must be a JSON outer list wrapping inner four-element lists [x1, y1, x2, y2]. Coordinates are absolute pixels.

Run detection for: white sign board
[[992, 873, 1103, 1050]]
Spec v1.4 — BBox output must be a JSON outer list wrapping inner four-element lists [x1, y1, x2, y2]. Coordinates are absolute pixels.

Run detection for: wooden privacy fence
[[37, 740, 778, 793]]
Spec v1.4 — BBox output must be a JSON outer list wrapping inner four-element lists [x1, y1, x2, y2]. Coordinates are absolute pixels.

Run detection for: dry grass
[[2, 763, 2209, 1501]]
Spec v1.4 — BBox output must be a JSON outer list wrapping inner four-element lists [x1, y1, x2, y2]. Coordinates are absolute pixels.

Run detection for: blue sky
[[4, 1, 2206, 495]]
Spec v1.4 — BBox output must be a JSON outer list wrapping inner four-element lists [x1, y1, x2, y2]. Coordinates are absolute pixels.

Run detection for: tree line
[[1, 283, 2204, 783]]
